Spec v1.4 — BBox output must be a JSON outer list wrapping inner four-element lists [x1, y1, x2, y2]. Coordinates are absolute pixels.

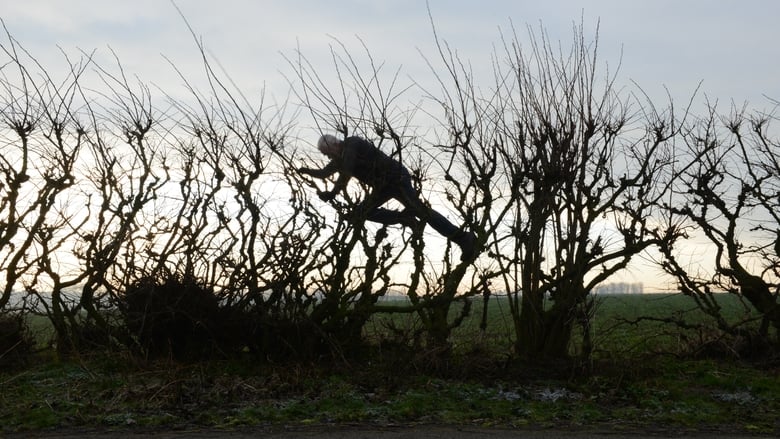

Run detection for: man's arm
[[320, 165, 352, 201], [298, 161, 339, 179], [330, 169, 351, 196], [298, 160, 349, 202], [329, 140, 357, 195], [303, 141, 357, 200]]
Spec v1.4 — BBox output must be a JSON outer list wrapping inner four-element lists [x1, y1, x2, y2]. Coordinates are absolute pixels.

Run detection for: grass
[[3, 356, 778, 434], [2, 293, 779, 435]]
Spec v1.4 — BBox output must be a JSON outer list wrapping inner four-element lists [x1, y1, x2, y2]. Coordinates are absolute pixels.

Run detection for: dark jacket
[[326, 137, 409, 192]]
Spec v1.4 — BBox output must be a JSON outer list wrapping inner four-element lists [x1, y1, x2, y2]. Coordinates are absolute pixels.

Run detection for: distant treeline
[[593, 283, 644, 295]]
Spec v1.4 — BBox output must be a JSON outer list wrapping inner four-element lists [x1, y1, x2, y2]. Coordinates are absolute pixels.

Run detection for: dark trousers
[[358, 177, 460, 240]]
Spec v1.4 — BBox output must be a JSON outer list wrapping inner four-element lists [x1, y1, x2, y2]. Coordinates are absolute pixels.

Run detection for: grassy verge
[[2, 294, 778, 435], [2, 353, 779, 434]]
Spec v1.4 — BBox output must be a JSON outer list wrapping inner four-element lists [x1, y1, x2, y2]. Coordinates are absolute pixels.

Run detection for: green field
[[366, 293, 761, 358]]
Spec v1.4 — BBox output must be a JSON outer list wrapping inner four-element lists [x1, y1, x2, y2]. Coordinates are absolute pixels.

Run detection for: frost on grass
[[487, 386, 583, 403], [535, 388, 583, 403], [712, 391, 759, 406]]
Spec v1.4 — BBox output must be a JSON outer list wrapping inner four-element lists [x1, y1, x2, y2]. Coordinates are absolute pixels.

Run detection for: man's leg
[[396, 180, 477, 260], [357, 187, 418, 228], [366, 207, 419, 228]]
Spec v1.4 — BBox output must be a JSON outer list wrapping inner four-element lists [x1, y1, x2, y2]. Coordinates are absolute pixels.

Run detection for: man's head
[[317, 134, 343, 157]]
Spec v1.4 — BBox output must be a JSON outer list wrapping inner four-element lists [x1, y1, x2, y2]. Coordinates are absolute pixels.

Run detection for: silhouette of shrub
[[69, 317, 123, 353], [119, 273, 221, 360], [0, 312, 34, 367], [218, 303, 330, 361]]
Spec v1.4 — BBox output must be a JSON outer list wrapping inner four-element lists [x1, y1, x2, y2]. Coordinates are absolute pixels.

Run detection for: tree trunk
[[731, 268, 780, 336], [425, 302, 452, 348], [515, 293, 575, 361]]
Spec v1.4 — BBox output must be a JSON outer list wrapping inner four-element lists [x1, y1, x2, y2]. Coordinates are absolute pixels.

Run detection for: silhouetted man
[[298, 134, 477, 260]]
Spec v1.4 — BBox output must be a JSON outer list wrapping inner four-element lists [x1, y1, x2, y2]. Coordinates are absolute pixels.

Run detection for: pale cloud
[[4, 0, 778, 108]]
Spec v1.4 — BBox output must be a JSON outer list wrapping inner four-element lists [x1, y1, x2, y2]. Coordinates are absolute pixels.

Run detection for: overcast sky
[[3, 1, 779, 290], [3, 0, 779, 109]]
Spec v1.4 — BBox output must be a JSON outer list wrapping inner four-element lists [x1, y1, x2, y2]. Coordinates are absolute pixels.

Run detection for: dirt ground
[[8, 424, 774, 439]]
